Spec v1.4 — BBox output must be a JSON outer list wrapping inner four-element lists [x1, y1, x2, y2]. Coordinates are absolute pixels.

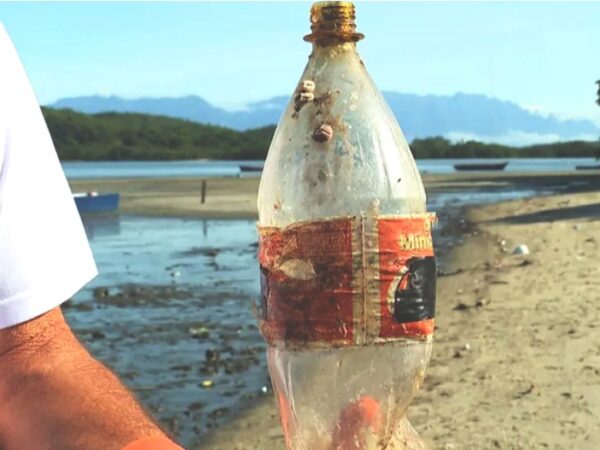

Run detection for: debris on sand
[[512, 244, 530, 255], [453, 302, 470, 311]]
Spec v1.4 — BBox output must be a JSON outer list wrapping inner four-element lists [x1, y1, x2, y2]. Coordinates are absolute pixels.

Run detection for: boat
[[575, 165, 600, 171], [73, 192, 120, 213], [239, 164, 263, 173], [454, 162, 508, 171]]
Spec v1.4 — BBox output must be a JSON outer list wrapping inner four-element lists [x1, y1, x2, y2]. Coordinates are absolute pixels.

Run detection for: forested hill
[[43, 107, 599, 161], [42, 107, 275, 161]]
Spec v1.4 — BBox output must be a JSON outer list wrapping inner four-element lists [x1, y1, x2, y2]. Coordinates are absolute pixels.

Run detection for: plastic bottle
[[257, 2, 436, 449]]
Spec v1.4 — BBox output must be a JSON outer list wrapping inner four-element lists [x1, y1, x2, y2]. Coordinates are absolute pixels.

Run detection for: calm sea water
[[62, 157, 599, 179]]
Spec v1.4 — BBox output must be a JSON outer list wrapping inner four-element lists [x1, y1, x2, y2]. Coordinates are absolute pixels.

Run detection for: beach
[[66, 172, 600, 449], [195, 175, 600, 450], [70, 171, 598, 220]]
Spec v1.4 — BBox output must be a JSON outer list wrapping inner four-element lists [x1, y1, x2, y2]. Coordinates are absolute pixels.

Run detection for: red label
[[377, 217, 436, 340], [259, 219, 355, 346], [258, 214, 436, 348]]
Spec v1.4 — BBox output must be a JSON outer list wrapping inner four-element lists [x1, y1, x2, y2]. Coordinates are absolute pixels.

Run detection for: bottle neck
[[311, 41, 358, 55], [304, 1, 364, 46]]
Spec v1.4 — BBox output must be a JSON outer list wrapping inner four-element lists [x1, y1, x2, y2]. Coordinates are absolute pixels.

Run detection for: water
[[64, 183, 551, 448], [418, 157, 598, 174], [67, 217, 266, 444], [62, 158, 599, 180], [63, 160, 259, 179]]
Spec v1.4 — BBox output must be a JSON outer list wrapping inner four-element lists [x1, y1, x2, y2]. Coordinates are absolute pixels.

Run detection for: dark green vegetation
[[43, 107, 275, 161], [410, 137, 599, 159], [43, 107, 599, 161]]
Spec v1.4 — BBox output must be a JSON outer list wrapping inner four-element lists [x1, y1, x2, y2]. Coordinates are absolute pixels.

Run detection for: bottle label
[[258, 214, 436, 348]]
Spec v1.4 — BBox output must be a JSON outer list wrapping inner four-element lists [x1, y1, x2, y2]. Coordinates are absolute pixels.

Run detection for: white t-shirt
[[0, 23, 97, 329]]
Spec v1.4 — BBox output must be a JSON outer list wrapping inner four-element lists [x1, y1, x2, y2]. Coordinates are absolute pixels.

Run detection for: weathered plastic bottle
[[257, 2, 436, 449]]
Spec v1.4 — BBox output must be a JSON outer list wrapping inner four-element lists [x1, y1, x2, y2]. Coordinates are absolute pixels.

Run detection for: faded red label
[[258, 219, 355, 346], [258, 214, 436, 348], [377, 217, 436, 340]]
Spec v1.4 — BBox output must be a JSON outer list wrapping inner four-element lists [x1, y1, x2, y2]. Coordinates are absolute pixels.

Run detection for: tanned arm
[[0, 308, 168, 450]]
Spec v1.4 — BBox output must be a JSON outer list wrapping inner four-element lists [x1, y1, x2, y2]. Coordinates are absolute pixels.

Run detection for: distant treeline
[[410, 136, 599, 159], [43, 107, 599, 161]]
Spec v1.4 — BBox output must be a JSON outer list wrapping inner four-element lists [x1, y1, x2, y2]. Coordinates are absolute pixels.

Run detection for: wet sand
[[69, 171, 600, 219], [70, 177, 261, 219], [196, 176, 600, 449]]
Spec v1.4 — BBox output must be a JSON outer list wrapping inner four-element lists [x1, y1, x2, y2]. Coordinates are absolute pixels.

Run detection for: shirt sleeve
[[0, 23, 97, 329]]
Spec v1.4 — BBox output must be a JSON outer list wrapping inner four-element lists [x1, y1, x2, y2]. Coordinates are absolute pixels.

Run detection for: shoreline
[[69, 171, 600, 220], [197, 184, 600, 449]]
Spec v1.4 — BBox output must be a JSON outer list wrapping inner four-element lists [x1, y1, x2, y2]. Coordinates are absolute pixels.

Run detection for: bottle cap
[[304, 1, 364, 44]]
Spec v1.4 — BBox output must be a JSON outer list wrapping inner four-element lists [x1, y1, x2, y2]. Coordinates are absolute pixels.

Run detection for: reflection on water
[[67, 185, 551, 447], [78, 216, 258, 291], [69, 216, 266, 446], [427, 188, 549, 210], [81, 213, 122, 239]]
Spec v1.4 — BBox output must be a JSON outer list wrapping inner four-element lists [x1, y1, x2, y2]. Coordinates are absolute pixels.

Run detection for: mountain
[[51, 95, 276, 131], [50, 93, 600, 146]]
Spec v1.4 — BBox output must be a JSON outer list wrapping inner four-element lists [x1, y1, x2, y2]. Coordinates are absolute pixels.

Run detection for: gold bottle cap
[[304, 1, 364, 44]]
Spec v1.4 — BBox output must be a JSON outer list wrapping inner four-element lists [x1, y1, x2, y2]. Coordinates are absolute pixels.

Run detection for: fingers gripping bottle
[[257, 2, 436, 449]]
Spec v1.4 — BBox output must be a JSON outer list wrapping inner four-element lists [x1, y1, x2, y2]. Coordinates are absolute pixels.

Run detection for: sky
[[1, 1, 599, 125]]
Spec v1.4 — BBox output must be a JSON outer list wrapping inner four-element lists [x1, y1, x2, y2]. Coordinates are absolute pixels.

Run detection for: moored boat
[[454, 162, 508, 171], [239, 164, 263, 173], [575, 165, 600, 171], [73, 192, 120, 213]]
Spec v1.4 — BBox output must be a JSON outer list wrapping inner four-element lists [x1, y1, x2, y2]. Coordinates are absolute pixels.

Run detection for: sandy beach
[[188, 173, 598, 450], [68, 172, 600, 449], [69, 171, 599, 219]]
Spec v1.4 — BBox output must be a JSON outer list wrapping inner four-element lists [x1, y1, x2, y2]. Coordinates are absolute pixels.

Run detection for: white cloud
[[445, 130, 599, 147]]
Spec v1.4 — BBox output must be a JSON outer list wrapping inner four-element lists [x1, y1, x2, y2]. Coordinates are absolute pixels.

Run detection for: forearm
[[0, 308, 165, 450]]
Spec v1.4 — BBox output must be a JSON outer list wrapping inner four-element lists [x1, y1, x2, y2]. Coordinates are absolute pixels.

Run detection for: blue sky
[[1, 1, 599, 124]]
